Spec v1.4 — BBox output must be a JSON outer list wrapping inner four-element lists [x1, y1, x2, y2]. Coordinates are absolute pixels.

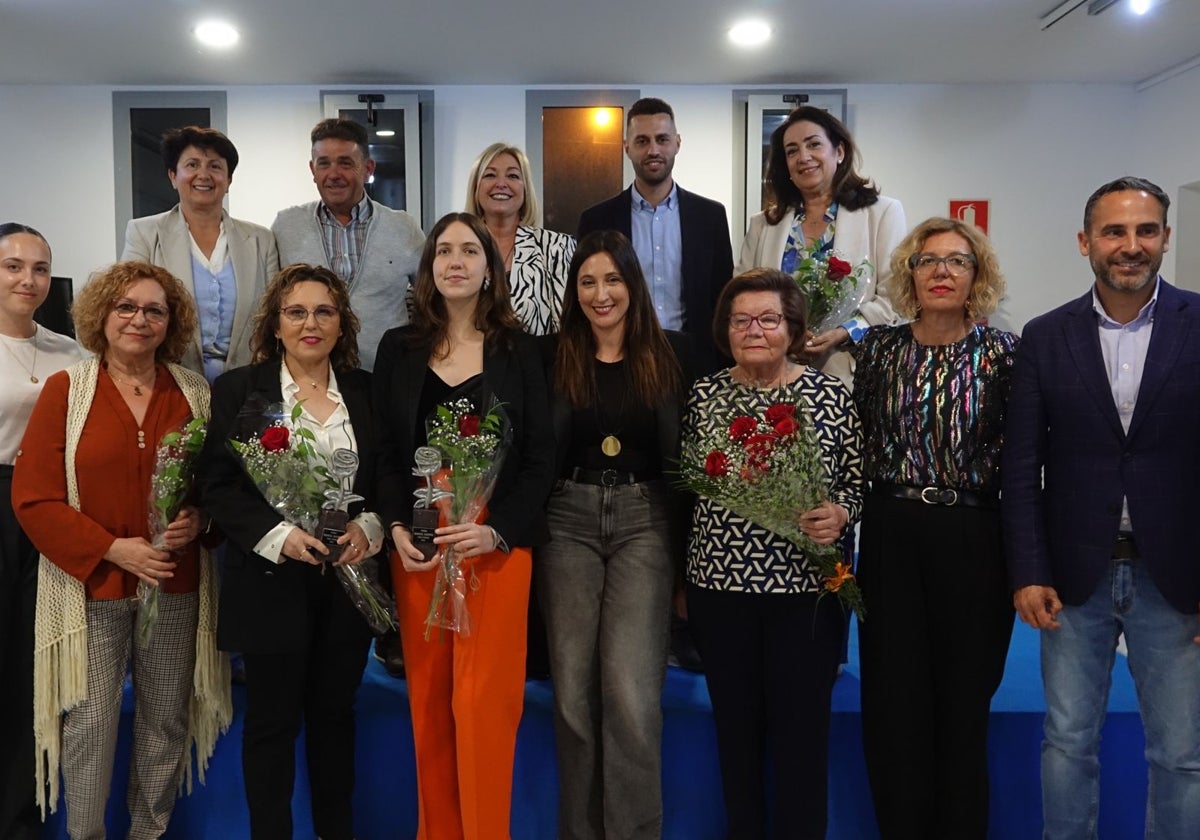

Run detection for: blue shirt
[[316, 191, 374, 285], [1093, 276, 1159, 532], [188, 232, 237, 385], [630, 184, 683, 330]]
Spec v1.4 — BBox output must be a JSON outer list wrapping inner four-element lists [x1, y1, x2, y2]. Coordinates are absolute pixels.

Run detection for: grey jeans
[[535, 478, 674, 840]]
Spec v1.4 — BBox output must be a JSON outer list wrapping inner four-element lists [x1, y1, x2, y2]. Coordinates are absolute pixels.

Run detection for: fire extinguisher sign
[[949, 200, 989, 235]]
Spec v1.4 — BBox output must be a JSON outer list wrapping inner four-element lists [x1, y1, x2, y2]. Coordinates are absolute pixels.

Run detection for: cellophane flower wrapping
[[792, 251, 873, 335], [678, 398, 865, 619], [422, 397, 511, 638], [139, 417, 207, 647], [229, 402, 396, 632]]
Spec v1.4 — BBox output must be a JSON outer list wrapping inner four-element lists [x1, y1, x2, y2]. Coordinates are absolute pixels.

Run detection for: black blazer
[[539, 330, 695, 566], [198, 361, 377, 653], [373, 326, 554, 548], [578, 185, 734, 375]]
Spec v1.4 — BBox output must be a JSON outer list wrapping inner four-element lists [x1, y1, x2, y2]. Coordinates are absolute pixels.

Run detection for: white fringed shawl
[[32, 357, 231, 814]]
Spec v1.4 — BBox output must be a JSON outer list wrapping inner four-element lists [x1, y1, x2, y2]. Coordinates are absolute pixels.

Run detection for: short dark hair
[[160, 126, 239, 177], [627, 97, 675, 128], [0, 222, 50, 258], [250, 264, 361, 371], [712, 268, 807, 359], [310, 118, 370, 160], [1083, 177, 1170, 232], [763, 106, 879, 224]]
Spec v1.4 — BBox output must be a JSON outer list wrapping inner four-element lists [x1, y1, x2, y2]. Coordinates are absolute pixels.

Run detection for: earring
[[483, 274, 491, 291], [965, 299, 975, 320], [914, 303, 923, 319]]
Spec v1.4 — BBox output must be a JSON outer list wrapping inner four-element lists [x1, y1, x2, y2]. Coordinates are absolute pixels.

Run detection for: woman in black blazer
[[199, 264, 381, 840], [374, 212, 553, 839], [537, 230, 693, 839]]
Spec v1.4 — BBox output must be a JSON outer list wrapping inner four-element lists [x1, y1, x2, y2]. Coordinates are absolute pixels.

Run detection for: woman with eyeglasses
[[682, 268, 863, 839], [123, 125, 279, 383], [12, 261, 229, 837], [197, 263, 383, 840], [737, 105, 905, 386], [851, 218, 1017, 838]]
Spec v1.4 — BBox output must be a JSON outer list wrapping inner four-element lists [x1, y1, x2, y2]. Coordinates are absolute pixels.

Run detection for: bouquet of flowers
[[139, 417, 207, 647], [421, 396, 511, 638], [678, 399, 865, 619], [792, 250, 872, 335], [230, 402, 397, 633]]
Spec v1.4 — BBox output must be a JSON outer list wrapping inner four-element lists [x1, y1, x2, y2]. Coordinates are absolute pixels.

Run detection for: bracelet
[[487, 526, 499, 551]]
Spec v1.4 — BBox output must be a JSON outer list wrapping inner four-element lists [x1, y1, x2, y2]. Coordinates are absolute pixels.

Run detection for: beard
[[1091, 250, 1161, 294], [634, 156, 673, 186]]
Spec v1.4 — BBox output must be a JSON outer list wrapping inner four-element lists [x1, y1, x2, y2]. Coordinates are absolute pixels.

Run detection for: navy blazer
[[373, 326, 554, 548], [578, 186, 734, 375], [199, 361, 377, 653], [1001, 280, 1200, 614]]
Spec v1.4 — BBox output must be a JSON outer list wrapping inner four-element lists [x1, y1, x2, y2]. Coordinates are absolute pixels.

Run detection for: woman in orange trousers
[[374, 212, 554, 839]]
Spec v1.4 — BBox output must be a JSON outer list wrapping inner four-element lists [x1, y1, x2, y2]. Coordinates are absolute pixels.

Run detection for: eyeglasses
[[112, 301, 169, 324], [729, 312, 784, 331], [909, 253, 977, 276], [279, 305, 340, 325]]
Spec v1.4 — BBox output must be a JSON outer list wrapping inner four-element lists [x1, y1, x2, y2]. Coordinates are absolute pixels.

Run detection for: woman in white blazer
[[123, 126, 279, 382], [737, 106, 905, 386]]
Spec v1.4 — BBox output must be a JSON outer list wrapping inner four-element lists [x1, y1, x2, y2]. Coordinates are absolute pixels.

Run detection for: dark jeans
[[857, 492, 1014, 839], [687, 582, 844, 840], [0, 467, 41, 840]]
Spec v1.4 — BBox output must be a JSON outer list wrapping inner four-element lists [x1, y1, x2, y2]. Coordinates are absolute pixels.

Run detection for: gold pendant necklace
[[600, 435, 622, 457], [0, 325, 40, 383], [107, 365, 156, 396]]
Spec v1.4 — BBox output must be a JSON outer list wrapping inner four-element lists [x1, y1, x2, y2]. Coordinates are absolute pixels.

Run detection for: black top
[[565, 359, 659, 476]]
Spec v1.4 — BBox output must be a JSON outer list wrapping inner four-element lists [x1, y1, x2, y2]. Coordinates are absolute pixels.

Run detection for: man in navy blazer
[[1002, 177, 1200, 838], [578, 97, 734, 375]]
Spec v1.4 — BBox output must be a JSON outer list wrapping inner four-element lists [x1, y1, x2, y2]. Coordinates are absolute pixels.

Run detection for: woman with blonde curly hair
[[851, 217, 1016, 838], [13, 260, 229, 838]]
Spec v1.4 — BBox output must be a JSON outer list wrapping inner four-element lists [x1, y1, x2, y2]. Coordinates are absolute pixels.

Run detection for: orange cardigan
[[13, 365, 200, 599]]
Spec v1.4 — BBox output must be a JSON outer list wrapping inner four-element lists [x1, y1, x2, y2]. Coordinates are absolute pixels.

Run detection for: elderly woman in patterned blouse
[[682, 267, 864, 840], [852, 216, 1016, 839]]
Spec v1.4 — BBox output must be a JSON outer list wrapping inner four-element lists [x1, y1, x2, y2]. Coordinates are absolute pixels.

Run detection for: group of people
[[0, 93, 1195, 840]]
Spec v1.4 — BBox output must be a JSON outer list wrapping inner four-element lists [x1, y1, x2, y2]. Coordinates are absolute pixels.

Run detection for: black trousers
[[241, 569, 372, 840], [0, 467, 41, 840], [857, 492, 1014, 839], [687, 582, 844, 840]]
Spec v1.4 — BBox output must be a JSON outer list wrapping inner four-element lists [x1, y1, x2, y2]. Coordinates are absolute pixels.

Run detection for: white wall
[[6, 77, 1194, 332]]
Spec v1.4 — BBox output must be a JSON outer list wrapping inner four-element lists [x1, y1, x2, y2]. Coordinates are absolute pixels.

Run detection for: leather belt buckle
[[920, 486, 959, 506], [601, 469, 619, 487]]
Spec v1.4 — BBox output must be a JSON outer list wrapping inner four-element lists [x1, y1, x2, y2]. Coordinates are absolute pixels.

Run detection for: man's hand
[[1014, 585, 1062, 630]]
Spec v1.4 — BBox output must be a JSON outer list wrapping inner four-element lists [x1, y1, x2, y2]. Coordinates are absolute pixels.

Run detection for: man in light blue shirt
[[579, 98, 734, 374]]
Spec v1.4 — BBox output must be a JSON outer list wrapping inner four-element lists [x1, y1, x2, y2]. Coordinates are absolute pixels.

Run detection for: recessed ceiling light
[[1130, 0, 1152, 14], [376, 130, 396, 137], [194, 20, 239, 49], [729, 20, 771, 48]]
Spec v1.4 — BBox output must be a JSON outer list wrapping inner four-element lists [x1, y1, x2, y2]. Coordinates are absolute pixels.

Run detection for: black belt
[[1113, 533, 1138, 561], [873, 482, 999, 510], [569, 467, 652, 487]]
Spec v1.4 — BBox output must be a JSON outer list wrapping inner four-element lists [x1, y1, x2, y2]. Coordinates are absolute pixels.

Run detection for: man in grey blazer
[[272, 118, 424, 371]]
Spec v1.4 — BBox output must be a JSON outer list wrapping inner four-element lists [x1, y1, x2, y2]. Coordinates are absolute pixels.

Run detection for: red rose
[[773, 416, 800, 437], [764, 404, 795, 425], [260, 426, 290, 452], [458, 414, 481, 437], [704, 451, 730, 477], [827, 256, 853, 280], [743, 432, 779, 462], [729, 416, 758, 442]]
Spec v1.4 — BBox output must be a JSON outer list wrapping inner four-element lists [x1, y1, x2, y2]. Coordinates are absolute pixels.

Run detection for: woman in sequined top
[[683, 267, 864, 839], [852, 216, 1017, 839]]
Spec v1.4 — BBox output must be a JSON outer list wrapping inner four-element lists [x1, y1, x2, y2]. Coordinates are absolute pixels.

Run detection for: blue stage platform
[[43, 621, 1145, 839]]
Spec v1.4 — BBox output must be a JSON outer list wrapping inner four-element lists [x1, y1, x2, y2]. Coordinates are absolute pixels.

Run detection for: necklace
[[593, 358, 628, 457], [107, 364, 156, 396], [0, 325, 39, 383]]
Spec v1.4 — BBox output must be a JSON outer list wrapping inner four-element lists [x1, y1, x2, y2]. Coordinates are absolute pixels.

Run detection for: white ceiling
[[2, 0, 1199, 87]]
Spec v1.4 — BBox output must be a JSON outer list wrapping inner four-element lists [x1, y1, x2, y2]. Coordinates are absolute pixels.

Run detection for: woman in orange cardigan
[[374, 212, 553, 839]]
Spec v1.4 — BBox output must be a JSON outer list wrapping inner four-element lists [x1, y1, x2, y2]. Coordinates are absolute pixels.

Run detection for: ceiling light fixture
[[194, 20, 239, 48], [729, 20, 771, 47], [1130, 0, 1152, 14], [376, 130, 396, 138]]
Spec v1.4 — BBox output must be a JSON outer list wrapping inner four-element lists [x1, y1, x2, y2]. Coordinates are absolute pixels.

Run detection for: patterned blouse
[[508, 225, 577, 336], [684, 367, 864, 594], [852, 324, 1018, 492]]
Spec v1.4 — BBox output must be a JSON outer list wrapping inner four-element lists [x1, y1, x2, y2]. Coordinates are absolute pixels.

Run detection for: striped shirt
[[316, 192, 374, 285]]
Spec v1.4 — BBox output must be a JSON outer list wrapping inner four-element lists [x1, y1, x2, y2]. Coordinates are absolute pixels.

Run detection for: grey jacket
[[272, 199, 424, 370]]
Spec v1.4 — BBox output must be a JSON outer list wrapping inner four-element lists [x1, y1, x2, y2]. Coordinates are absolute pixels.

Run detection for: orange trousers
[[393, 547, 531, 840]]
